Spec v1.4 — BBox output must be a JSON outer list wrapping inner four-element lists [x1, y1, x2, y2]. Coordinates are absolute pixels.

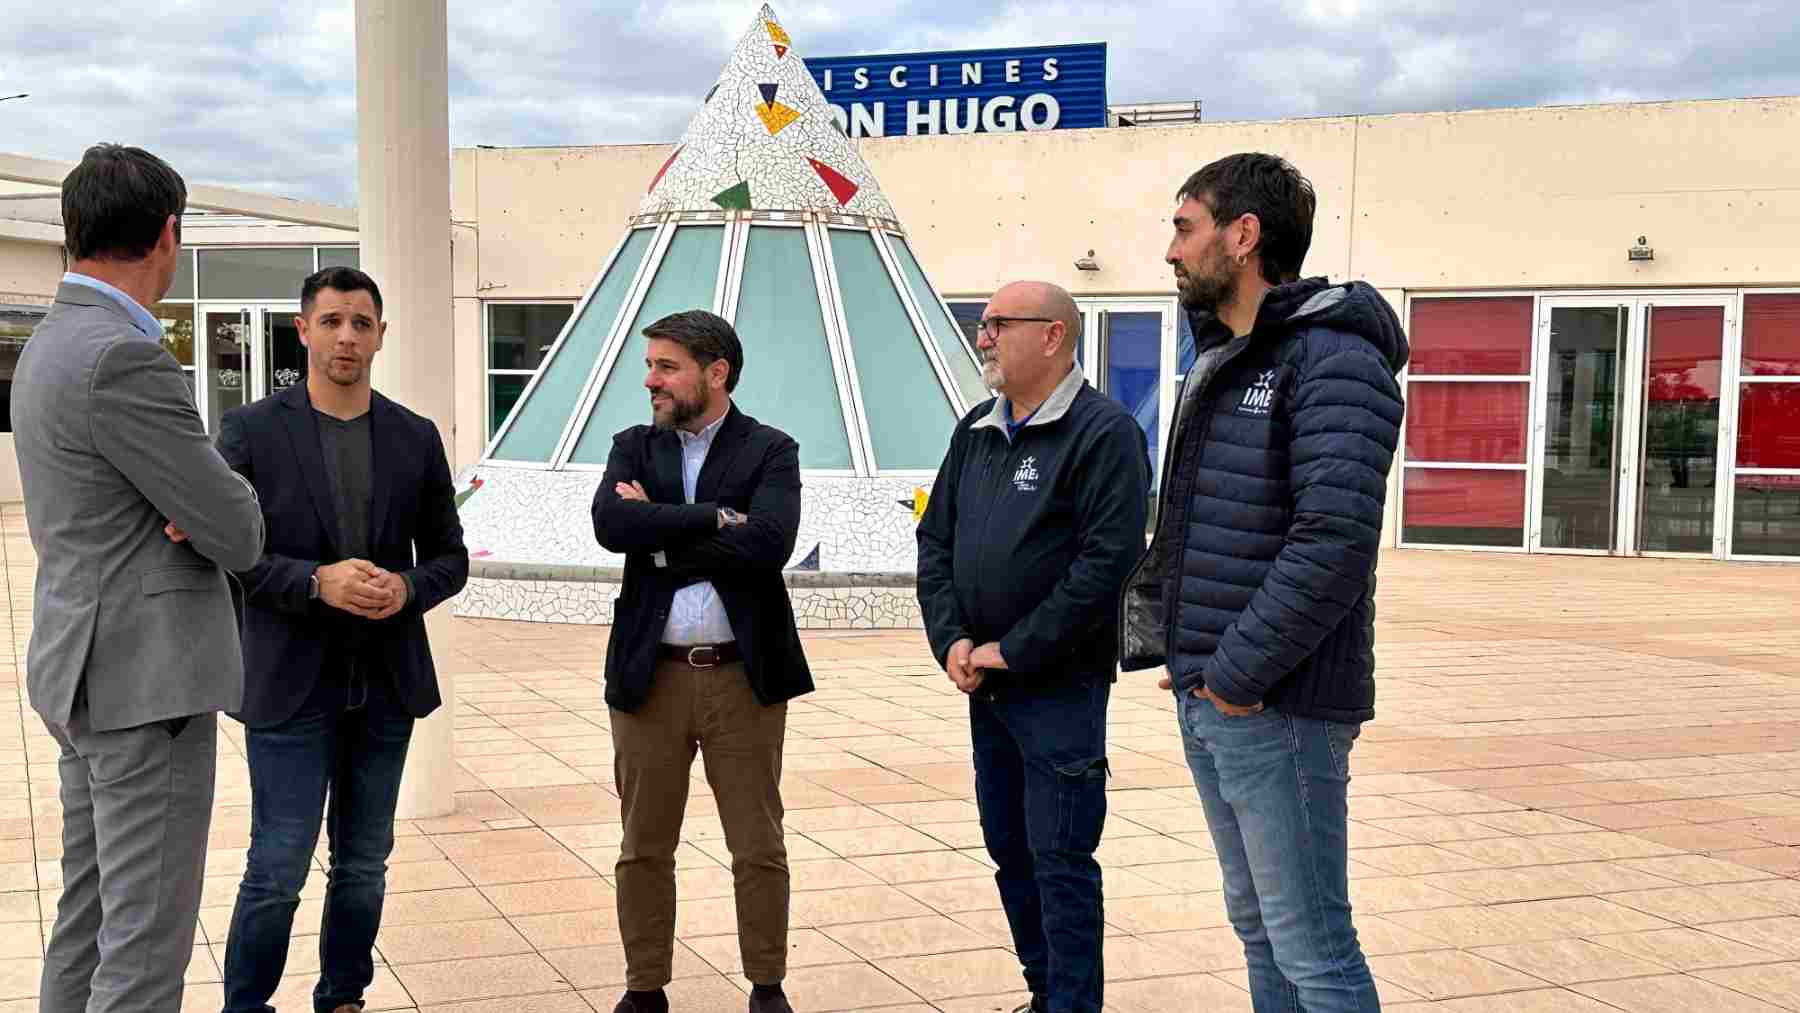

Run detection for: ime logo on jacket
[[1012, 455, 1040, 493], [1237, 369, 1278, 417]]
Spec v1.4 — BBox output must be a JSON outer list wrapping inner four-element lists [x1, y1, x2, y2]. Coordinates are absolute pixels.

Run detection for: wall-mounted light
[[1074, 249, 1099, 271], [1628, 236, 1654, 262]]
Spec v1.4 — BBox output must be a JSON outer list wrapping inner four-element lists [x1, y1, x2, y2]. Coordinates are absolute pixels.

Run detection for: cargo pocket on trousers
[[1053, 756, 1109, 854]]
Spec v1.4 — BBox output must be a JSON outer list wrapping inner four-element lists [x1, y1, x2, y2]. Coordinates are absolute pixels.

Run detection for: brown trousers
[[611, 658, 789, 989]]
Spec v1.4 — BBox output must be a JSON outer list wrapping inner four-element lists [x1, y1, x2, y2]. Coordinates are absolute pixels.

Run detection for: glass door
[[1082, 301, 1176, 483], [262, 306, 306, 396], [1631, 299, 1730, 555], [1532, 296, 1733, 557], [1535, 302, 1627, 552], [201, 307, 252, 434]]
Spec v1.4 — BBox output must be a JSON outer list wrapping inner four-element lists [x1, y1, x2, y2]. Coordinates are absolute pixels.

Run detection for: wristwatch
[[308, 571, 321, 599], [719, 507, 746, 527]]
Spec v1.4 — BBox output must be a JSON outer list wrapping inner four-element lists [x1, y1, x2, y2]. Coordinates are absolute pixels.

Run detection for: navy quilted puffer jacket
[[1119, 278, 1408, 724]]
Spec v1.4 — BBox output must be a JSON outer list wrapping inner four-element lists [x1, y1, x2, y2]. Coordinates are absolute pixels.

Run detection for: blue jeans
[[971, 678, 1109, 1013], [222, 660, 415, 1013], [1178, 692, 1380, 1012]]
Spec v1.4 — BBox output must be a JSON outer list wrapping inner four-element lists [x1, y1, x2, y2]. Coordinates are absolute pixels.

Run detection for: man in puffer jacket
[[1120, 153, 1407, 1012]]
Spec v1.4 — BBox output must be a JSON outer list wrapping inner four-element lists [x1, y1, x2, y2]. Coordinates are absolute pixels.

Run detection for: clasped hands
[[944, 638, 1006, 694], [163, 521, 404, 620]]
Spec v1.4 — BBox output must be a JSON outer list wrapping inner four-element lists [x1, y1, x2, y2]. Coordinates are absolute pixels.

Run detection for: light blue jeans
[[1177, 691, 1381, 1012]]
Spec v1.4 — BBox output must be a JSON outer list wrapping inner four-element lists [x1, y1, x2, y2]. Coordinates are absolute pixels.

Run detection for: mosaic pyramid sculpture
[[460, 4, 986, 590]]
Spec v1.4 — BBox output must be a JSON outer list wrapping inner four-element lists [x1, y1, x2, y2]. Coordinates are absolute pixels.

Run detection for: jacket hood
[[1185, 278, 1411, 375], [1263, 277, 1410, 373]]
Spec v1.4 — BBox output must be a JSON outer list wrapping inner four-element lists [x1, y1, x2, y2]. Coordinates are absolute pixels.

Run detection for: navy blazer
[[218, 384, 469, 728], [591, 404, 813, 713]]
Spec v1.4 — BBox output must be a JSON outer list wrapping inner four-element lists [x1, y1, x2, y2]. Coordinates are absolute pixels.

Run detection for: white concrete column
[[356, 0, 457, 818]]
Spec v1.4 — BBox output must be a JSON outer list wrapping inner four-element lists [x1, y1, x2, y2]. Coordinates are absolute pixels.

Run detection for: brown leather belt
[[659, 642, 741, 668]]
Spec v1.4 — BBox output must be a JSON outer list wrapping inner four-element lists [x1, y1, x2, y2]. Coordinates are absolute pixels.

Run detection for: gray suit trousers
[[40, 708, 215, 1013]]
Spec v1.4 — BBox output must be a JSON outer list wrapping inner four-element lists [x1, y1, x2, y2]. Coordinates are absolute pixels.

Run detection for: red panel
[[1646, 306, 1723, 403], [1405, 382, 1528, 464], [1408, 297, 1534, 376], [1738, 383, 1800, 469], [1743, 295, 1800, 377], [1403, 469, 1527, 530]]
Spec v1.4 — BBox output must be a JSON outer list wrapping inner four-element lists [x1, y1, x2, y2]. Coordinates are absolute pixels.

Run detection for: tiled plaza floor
[[0, 503, 1797, 1011]]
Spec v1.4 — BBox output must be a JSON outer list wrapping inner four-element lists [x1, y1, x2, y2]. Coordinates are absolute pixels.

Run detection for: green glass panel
[[489, 374, 530, 438], [829, 229, 955, 471], [890, 235, 988, 406], [730, 227, 852, 470], [491, 228, 654, 461], [167, 248, 196, 302], [317, 247, 360, 270], [196, 247, 315, 300], [569, 225, 725, 464]]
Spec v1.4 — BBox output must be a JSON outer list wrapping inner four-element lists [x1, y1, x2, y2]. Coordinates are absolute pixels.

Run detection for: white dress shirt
[[661, 413, 737, 646]]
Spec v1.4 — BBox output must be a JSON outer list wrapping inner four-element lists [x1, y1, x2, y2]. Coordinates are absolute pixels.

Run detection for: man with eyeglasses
[[916, 281, 1150, 1013]]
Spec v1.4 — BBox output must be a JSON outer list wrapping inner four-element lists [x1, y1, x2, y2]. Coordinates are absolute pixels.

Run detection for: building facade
[[1, 95, 1795, 561]]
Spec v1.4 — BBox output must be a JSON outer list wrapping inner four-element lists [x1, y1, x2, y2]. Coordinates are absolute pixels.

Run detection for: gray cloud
[[1, 0, 1794, 205]]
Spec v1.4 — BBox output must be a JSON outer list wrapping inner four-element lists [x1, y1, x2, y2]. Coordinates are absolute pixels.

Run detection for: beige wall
[[0, 238, 61, 306]]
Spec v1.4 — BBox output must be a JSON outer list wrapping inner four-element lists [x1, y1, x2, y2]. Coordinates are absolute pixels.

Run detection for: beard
[[312, 349, 366, 387], [651, 386, 707, 430], [979, 357, 1004, 390], [1175, 239, 1237, 314]]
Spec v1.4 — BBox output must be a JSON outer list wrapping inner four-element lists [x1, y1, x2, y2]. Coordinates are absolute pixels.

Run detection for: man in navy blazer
[[214, 267, 468, 1013], [591, 309, 812, 1013]]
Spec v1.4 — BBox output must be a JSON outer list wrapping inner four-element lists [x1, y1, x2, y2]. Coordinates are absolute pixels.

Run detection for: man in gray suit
[[11, 144, 264, 1013]]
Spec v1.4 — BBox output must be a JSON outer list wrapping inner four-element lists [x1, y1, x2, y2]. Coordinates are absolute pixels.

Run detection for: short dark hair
[[643, 310, 744, 392], [301, 267, 384, 319], [1176, 153, 1316, 285], [61, 144, 187, 263]]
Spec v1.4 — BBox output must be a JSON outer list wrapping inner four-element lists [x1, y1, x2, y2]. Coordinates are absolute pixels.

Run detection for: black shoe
[[613, 989, 669, 1013], [749, 982, 796, 1013], [1010, 997, 1047, 1013]]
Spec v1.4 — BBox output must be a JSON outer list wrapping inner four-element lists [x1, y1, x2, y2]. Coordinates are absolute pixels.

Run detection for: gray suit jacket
[[12, 281, 265, 732]]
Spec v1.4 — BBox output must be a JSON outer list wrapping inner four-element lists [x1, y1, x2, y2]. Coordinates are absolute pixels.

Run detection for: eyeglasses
[[976, 316, 1056, 338]]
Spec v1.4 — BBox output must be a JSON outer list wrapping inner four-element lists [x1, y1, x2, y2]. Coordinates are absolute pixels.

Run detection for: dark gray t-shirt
[[315, 409, 373, 560]]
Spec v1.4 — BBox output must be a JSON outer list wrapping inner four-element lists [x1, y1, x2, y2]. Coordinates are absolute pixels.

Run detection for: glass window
[[317, 247, 360, 271], [1405, 382, 1528, 464], [1738, 383, 1800, 470], [828, 229, 955, 471], [1176, 308, 1197, 376], [489, 304, 573, 372], [1743, 294, 1800, 377], [888, 236, 988, 407], [485, 303, 574, 439], [167, 249, 196, 302], [1409, 297, 1534, 375], [197, 248, 316, 301], [146, 303, 198, 405], [1100, 310, 1163, 470], [1402, 468, 1526, 548], [730, 227, 853, 469], [0, 306, 48, 435], [946, 301, 985, 358], [1734, 475, 1800, 558], [491, 229, 655, 462], [569, 225, 726, 465]]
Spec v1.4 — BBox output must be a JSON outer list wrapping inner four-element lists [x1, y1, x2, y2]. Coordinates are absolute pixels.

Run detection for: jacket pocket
[[142, 565, 216, 596], [1053, 756, 1110, 853]]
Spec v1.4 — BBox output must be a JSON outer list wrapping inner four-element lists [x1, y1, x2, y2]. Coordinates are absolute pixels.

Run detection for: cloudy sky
[[2, 0, 1796, 206]]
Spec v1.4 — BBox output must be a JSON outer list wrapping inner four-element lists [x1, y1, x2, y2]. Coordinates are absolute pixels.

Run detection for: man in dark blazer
[[591, 309, 812, 1013], [214, 267, 468, 1013]]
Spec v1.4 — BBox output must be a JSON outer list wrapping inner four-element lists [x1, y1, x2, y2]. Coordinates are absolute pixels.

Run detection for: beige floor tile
[[1590, 926, 1784, 971], [1106, 973, 1253, 1011], [451, 848, 592, 886], [481, 876, 616, 917], [1105, 891, 1230, 934], [1390, 989, 1635, 1012], [432, 827, 565, 861], [539, 939, 711, 989], [511, 908, 624, 950], [1473, 937, 1672, 983], [1707, 917, 1800, 959], [1574, 974, 1789, 1012], [381, 886, 502, 926], [376, 916, 533, 965], [683, 928, 858, 976], [791, 885, 934, 927], [1695, 962, 1800, 1012], [776, 961, 923, 1010], [1609, 885, 1794, 925], [1352, 844, 1492, 876], [821, 915, 991, 960], [876, 948, 1022, 1000], [1368, 949, 1551, 1000], [392, 952, 570, 1005], [1137, 926, 1249, 971], [1615, 854, 1780, 885], [424, 992, 596, 1013]]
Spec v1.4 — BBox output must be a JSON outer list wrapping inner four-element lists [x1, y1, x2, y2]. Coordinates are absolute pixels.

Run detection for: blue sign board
[[806, 43, 1107, 139]]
